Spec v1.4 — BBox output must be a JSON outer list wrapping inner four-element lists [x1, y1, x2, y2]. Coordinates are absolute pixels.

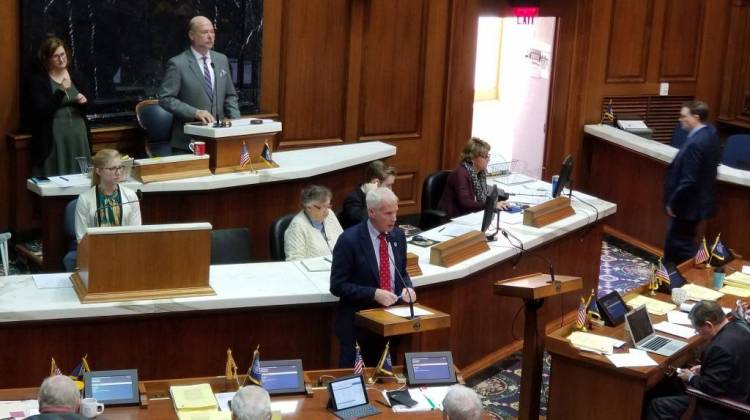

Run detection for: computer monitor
[[480, 185, 499, 233], [83, 369, 140, 406], [259, 359, 306, 395], [552, 154, 574, 198], [404, 351, 457, 386]]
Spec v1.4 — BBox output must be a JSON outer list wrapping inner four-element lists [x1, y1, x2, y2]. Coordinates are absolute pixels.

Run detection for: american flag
[[575, 297, 587, 329], [239, 141, 251, 168], [353, 342, 365, 375], [50, 357, 62, 376], [694, 237, 709, 264], [655, 260, 670, 285]]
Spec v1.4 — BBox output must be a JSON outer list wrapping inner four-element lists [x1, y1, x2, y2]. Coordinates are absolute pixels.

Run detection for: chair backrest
[[421, 170, 451, 213], [135, 99, 174, 143], [722, 134, 750, 170], [210, 228, 251, 265], [270, 213, 297, 261], [670, 122, 688, 149], [64, 199, 78, 251]]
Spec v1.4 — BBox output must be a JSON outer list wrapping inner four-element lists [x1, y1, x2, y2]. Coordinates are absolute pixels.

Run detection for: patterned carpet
[[470, 240, 653, 419]]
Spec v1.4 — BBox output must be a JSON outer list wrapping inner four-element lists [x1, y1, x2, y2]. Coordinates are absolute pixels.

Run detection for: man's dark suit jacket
[[689, 321, 750, 419], [663, 125, 720, 221], [437, 164, 485, 219], [25, 413, 87, 420], [329, 221, 413, 350], [340, 187, 367, 229]]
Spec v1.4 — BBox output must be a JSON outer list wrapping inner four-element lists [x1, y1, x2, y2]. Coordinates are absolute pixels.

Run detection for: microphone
[[499, 227, 557, 284], [95, 189, 143, 218], [384, 231, 417, 319]]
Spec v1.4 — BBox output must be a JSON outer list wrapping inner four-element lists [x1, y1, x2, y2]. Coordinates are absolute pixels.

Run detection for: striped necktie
[[201, 56, 213, 97]]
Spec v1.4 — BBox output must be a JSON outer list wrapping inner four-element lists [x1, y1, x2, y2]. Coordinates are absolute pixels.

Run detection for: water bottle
[[551, 175, 560, 198]]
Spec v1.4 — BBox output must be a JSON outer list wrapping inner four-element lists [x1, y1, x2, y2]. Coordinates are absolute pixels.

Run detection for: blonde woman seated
[[75, 149, 142, 242], [284, 185, 343, 261]]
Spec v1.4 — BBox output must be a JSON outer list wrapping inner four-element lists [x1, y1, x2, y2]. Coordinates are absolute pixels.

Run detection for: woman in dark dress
[[29, 37, 91, 177], [438, 137, 508, 218]]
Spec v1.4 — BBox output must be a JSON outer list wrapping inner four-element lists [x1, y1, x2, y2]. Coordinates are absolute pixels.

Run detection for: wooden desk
[[0, 368, 494, 419], [546, 260, 744, 419]]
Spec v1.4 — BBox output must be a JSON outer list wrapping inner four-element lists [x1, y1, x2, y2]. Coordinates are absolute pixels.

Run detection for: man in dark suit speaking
[[159, 15, 241, 153], [663, 100, 720, 265], [330, 187, 416, 367]]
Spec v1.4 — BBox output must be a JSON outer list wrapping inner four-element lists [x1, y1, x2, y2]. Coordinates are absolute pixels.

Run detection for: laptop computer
[[624, 305, 688, 357], [327, 374, 380, 420]]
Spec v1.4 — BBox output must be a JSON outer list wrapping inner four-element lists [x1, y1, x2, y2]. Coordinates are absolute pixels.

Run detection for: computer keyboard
[[643, 336, 669, 350], [335, 404, 380, 420]]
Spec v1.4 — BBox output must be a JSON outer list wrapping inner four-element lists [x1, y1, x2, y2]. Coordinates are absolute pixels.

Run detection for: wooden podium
[[71, 223, 215, 303], [183, 119, 283, 174], [494, 273, 582, 420], [355, 303, 450, 336]]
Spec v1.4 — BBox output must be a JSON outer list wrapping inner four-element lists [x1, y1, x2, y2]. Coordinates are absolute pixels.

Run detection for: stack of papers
[[719, 285, 750, 298], [170, 383, 229, 420], [679, 303, 732, 315], [568, 331, 625, 355], [606, 349, 657, 368], [300, 257, 332, 272], [682, 283, 724, 301], [653, 321, 696, 339], [666, 310, 692, 326], [625, 295, 676, 316], [725, 271, 750, 291], [385, 306, 434, 318]]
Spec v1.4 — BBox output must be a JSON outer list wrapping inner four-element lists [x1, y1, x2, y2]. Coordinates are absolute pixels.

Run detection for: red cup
[[189, 141, 206, 156]]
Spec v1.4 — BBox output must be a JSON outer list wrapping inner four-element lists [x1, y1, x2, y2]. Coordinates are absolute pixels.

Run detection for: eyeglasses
[[51, 52, 66, 60], [103, 166, 124, 173]]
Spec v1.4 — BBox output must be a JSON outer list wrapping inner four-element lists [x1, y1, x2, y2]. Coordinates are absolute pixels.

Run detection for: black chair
[[135, 99, 174, 157], [62, 199, 78, 272], [722, 134, 750, 170], [270, 213, 296, 261], [686, 386, 750, 418], [420, 170, 450, 230], [210, 228, 252, 265]]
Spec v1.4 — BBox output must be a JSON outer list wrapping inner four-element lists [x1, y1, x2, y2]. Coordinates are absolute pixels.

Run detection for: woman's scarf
[[462, 160, 488, 202]]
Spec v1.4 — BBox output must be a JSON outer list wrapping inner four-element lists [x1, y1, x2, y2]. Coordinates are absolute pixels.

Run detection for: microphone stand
[[385, 232, 416, 319], [500, 227, 557, 285]]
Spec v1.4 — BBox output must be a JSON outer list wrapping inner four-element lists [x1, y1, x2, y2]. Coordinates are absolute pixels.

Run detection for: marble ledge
[[584, 124, 750, 188], [27, 141, 397, 196]]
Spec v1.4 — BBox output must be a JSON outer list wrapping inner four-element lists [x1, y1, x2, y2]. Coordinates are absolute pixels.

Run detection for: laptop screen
[[627, 306, 655, 343], [84, 369, 140, 405], [330, 375, 368, 410], [404, 351, 457, 386]]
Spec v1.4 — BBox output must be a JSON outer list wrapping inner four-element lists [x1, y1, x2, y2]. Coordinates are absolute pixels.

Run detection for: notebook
[[624, 305, 687, 357]]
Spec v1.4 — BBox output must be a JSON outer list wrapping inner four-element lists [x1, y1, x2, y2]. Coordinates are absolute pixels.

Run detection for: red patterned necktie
[[378, 233, 392, 292]]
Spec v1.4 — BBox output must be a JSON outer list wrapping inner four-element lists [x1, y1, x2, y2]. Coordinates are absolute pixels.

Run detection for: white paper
[[606, 349, 658, 368], [667, 311, 692, 326], [383, 389, 433, 412], [654, 321, 697, 339], [385, 306, 434, 318], [0, 400, 40, 419], [617, 120, 649, 130], [300, 257, 332, 272], [435, 224, 476, 237], [742, 266, 750, 275], [680, 302, 732, 315], [449, 212, 483, 227], [33, 273, 73, 289], [214, 392, 234, 411], [47, 174, 89, 188]]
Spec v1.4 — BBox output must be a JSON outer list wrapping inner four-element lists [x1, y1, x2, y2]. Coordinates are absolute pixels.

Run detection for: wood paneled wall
[[718, 0, 750, 130], [0, 0, 743, 231]]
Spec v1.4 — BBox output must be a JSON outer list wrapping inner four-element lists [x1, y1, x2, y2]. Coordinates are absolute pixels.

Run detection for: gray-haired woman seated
[[284, 185, 344, 261]]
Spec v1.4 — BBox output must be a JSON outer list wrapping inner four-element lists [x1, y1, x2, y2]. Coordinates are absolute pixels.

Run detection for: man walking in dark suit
[[159, 15, 241, 153], [646, 300, 750, 419], [663, 100, 720, 265], [330, 187, 416, 367]]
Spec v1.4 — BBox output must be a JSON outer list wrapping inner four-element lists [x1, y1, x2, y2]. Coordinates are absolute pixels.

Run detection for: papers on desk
[[720, 285, 750, 298], [625, 295, 676, 316], [33, 273, 73, 289], [568, 331, 625, 355], [682, 283, 724, 301], [0, 400, 39, 419], [436, 224, 476, 237], [386, 306, 433, 318], [679, 302, 732, 315], [606, 349, 657, 368], [384, 386, 450, 412], [47, 173, 89, 188], [667, 310, 692, 326], [726, 271, 750, 287], [742, 266, 750, 275], [450, 212, 483, 226], [171, 383, 217, 410], [300, 256, 332, 272], [654, 321, 696, 339]]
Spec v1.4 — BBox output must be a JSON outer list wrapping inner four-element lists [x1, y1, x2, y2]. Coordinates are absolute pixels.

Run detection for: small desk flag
[[370, 341, 394, 381], [242, 345, 262, 386], [70, 354, 90, 379], [353, 342, 366, 376], [709, 233, 734, 265], [50, 357, 62, 376], [695, 237, 709, 265], [225, 348, 239, 382], [240, 141, 251, 169]]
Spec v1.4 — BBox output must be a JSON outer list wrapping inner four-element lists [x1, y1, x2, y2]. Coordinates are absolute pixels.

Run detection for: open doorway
[[472, 16, 556, 179]]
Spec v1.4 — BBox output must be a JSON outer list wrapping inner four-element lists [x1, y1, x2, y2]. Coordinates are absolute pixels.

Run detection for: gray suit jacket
[[158, 49, 241, 150]]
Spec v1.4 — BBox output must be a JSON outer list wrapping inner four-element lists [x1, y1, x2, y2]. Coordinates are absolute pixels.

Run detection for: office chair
[[210, 228, 252, 265], [63, 199, 78, 272], [135, 99, 174, 158], [420, 170, 451, 230], [722, 134, 750, 170], [670, 122, 688, 149], [685, 386, 750, 417], [269, 213, 297, 261]]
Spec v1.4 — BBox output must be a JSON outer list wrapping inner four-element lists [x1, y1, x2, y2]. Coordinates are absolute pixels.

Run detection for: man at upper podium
[[330, 187, 416, 367], [159, 16, 240, 153]]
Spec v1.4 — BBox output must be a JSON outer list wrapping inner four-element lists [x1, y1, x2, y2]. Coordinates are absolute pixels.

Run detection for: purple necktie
[[201, 56, 213, 97]]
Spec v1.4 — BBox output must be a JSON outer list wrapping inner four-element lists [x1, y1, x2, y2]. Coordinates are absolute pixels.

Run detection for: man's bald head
[[188, 16, 215, 54]]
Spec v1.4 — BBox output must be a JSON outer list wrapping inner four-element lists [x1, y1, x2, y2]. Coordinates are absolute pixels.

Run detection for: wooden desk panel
[[546, 260, 744, 420]]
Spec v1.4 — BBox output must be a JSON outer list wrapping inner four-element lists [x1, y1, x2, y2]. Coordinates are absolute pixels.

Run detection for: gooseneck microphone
[[500, 227, 557, 284], [385, 231, 417, 319]]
